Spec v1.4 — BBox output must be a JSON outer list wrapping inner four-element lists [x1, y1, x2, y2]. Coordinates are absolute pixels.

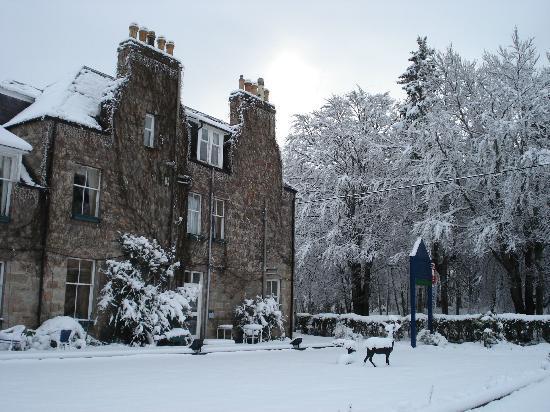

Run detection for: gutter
[[289, 193, 296, 336]]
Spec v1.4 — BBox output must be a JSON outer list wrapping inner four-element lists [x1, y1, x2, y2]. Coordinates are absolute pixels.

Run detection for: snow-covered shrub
[[98, 233, 196, 346], [334, 323, 361, 341], [481, 328, 500, 348], [28, 316, 86, 350], [417, 329, 448, 346], [234, 296, 284, 341]]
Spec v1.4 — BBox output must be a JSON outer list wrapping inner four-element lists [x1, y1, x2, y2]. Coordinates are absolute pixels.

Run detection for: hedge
[[296, 312, 550, 345]]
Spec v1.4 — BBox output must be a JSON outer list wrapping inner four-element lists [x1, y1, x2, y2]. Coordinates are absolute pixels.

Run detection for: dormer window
[[197, 126, 223, 168], [144, 113, 155, 147]]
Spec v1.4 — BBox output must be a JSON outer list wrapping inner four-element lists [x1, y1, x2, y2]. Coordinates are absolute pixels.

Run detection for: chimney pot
[[257, 77, 264, 86], [244, 79, 252, 93], [251, 83, 258, 96], [157, 36, 166, 51], [138, 26, 148, 42], [166, 40, 175, 55], [264, 88, 270, 102], [146, 30, 156, 46], [238, 75, 245, 90], [129, 22, 139, 39]]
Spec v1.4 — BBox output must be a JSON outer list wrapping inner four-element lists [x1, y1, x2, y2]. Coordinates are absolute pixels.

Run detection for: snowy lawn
[[0, 340, 548, 412]]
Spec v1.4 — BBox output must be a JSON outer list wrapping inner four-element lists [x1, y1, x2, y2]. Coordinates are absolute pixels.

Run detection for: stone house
[[0, 24, 296, 340]]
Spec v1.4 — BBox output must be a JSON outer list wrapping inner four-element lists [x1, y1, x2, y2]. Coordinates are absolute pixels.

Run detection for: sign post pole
[[410, 260, 417, 348], [427, 284, 433, 333]]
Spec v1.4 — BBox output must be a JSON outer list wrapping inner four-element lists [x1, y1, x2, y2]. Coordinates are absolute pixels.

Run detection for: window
[[174, 271, 202, 336], [212, 198, 224, 240], [144, 113, 155, 147], [64, 258, 95, 321], [196, 126, 223, 168], [187, 193, 201, 235], [72, 165, 101, 220], [266, 279, 281, 304], [0, 154, 16, 220]]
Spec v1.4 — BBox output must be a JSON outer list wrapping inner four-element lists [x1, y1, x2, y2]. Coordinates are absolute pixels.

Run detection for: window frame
[[212, 197, 225, 240], [72, 164, 101, 222], [64, 258, 95, 321], [196, 125, 224, 168], [266, 278, 281, 304], [144, 113, 155, 148], [187, 192, 202, 236], [0, 152, 21, 222]]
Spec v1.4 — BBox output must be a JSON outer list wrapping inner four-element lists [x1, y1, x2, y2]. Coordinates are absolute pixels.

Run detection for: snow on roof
[[3, 67, 114, 131], [0, 79, 43, 102], [184, 106, 234, 133], [20, 163, 42, 188], [409, 237, 423, 257], [0, 125, 32, 152]]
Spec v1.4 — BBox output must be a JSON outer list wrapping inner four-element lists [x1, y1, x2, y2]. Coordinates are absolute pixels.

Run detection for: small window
[[266, 279, 280, 304], [0, 154, 16, 220], [144, 113, 155, 147], [196, 126, 224, 168], [187, 193, 201, 235], [72, 165, 101, 220], [212, 198, 224, 240], [64, 258, 95, 321]]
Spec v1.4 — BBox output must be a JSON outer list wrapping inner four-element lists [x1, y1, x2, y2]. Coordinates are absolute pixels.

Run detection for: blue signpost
[[409, 237, 433, 348]]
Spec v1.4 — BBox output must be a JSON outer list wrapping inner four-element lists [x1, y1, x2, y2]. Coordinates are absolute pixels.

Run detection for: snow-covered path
[[0, 341, 548, 411]]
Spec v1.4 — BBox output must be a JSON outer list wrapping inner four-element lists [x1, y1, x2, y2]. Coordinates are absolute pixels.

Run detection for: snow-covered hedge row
[[296, 312, 550, 344]]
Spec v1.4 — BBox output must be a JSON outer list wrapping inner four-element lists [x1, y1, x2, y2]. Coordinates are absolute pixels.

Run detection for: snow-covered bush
[[98, 233, 196, 346], [28, 316, 86, 350], [334, 323, 361, 341], [234, 296, 284, 341], [417, 329, 448, 346]]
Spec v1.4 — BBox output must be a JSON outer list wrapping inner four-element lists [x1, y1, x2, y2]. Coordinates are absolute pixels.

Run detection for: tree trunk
[[499, 250, 525, 314], [363, 262, 372, 315], [524, 246, 536, 315], [534, 243, 545, 315], [432, 242, 449, 314], [455, 277, 461, 315], [350, 261, 371, 315]]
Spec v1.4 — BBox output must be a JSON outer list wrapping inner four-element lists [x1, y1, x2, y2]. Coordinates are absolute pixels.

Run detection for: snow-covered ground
[[0, 337, 548, 412]]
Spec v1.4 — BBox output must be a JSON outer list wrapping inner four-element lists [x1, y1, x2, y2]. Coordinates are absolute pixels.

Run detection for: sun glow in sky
[[1, 0, 549, 146]]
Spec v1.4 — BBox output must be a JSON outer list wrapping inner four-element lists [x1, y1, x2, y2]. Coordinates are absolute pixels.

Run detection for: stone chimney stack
[[146, 30, 156, 46], [138, 26, 148, 42], [129, 22, 139, 39], [157, 36, 166, 51], [165, 41, 175, 55]]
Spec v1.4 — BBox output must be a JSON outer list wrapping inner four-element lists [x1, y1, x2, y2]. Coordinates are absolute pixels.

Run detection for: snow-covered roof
[[3, 67, 114, 131], [184, 106, 234, 133], [409, 237, 423, 257], [20, 163, 42, 188], [0, 125, 32, 152], [0, 79, 42, 102]]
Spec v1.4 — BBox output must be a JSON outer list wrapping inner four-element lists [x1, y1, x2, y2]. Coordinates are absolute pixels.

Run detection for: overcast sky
[[1, 0, 549, 145]]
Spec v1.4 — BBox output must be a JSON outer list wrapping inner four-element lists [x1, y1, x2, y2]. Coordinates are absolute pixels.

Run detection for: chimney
[[157, 36, 166, 51], [251, 82, 258, 96], [264, 89, 269, 102], [166, 40, 175, 55], [138, 26, 148, 42], [244, 79, 252, 93], [129, 22, 139, 39], [238, 75, 245, 90], [257, 77, 265, 99], [146, 30, 156, 46]]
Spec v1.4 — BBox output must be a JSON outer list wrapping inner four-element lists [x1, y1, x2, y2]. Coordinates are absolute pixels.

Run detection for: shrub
[[417, 329, 448, 346], [234, 296, 284, 341]]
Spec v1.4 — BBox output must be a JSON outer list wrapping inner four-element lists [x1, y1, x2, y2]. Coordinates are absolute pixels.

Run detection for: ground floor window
[[64, 258, 95, 321], [266, 278, 281, 304], [174, 270, 202, 336]]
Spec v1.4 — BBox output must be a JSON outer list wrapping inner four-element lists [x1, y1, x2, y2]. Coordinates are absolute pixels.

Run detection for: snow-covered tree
[[98, 233, 197, 345], [234, 296, 284, 341]]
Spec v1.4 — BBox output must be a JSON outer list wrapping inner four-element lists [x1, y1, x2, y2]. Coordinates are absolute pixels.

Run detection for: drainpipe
[[203, 167, 214, 338], [289, 194, 296, 336], [37, 121, 57, 327], [262, 201, 267, 297]]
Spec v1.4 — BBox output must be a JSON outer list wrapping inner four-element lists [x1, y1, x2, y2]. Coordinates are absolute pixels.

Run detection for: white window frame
[[0, 152, 21, 219], [212, 198, 225, 240], [72, 165, 101, 219], [196, 126, 224, 168], [266, 278, 281, 304], [64, 258, 95, 321], [183, 270, 202, 338], [187, 193, 202, 235], [144, 113, 155, 147]]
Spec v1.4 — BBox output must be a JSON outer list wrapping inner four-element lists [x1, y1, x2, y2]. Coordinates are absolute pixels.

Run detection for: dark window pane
[[66, 259, 80, 283], [174, 272, 184, 288], [73, 169, 86, 186], [187, 317, 197, 335], [79, 260, 93, 284], [75, 285, 90, 319], [72, 186, 84, 215], [64, 284, 77, 317]]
